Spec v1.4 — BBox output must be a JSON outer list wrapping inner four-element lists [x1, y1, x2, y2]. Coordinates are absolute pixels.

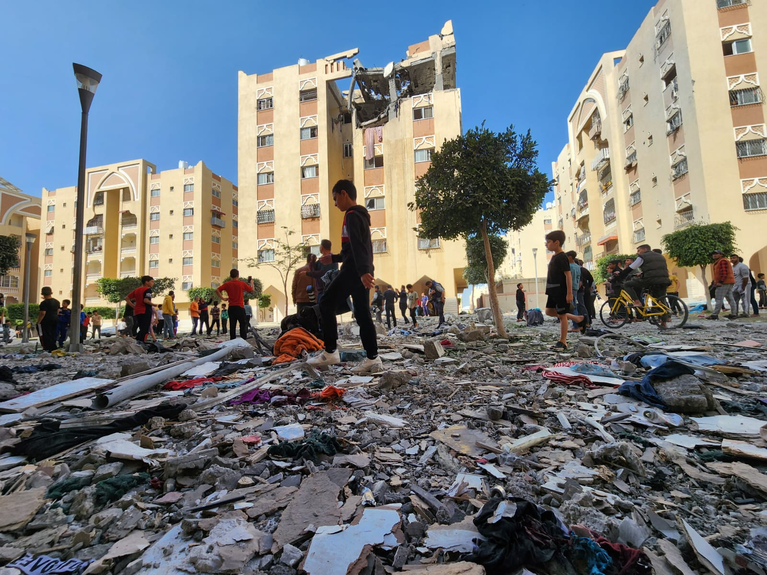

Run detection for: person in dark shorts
[[544, 231, 584, 350], [516, 283, 526, 321], [36, 287, 60, 352]]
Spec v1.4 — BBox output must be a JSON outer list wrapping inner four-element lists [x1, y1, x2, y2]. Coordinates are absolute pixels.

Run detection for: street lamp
[[69, 63, 102, 352], [532, 247, 540, 309], [21, 233, 36, 343]]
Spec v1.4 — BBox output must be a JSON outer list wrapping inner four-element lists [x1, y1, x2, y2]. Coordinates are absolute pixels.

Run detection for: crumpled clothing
[[570, 363, 618, 377], [273, 327, 324, 365], [163, 376, 222, 391], [542, 361, 599, 389], [47, 475, 92, 500], [210, 359, 261, 377], [8, 553, 92, 575], [570, 535, 613, 575], [617, 360, 694, 410], [12, 403, 186, 460], [230, 388, 312, 406], [0, 365, 15, 383], [14, 363, 62, 374], [585, 529, 650, 575], [94, 473, 150, 507], [319, 385, 346, 401], [267, 431, 342, 461]]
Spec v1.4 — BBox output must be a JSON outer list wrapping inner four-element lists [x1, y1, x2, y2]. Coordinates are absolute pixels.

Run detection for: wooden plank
[[0, 378, 115, 413]]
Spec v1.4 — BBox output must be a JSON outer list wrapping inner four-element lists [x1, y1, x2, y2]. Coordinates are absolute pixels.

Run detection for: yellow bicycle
[[600, 288, 689, 329]]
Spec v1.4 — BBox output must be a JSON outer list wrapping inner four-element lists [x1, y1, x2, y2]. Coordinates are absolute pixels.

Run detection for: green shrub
[[84, 306, 116, 319], [594, 254, 637, 284], [4, 303, 39, 322]]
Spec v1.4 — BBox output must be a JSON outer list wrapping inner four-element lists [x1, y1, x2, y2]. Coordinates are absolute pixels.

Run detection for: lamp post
[[69, 63, 102, 353], [532, 247, 540, 310], [21, 233, 36, 343]]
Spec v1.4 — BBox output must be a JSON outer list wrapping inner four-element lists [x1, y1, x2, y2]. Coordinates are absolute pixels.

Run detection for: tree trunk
[[283, 278, 289, 318], [699, 264, 709, 303], [480, 221, 508, 338]]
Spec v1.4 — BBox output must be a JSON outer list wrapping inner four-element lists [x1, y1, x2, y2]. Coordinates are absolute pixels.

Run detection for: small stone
[[423, 341, 445, 360], [486, 405, 504, 421], [280, 544, 303, 568], [377, 371, 410, 390], [178, 409, 197, 422], [120, 360, 150, 376], [93, 462, 123, 483]]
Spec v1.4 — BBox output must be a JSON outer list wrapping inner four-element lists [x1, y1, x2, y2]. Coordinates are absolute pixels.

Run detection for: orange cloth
[[319, 386, 346, 400], [272, 327, 324, 365], [189, 301, 199, 318]]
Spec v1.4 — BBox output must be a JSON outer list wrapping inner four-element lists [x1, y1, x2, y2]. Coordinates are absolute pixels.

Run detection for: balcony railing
[[591, 148, 610, 171], [121, 246, 136, 254], [576, 233, 592, 248], [577, 206, 590, 218], [301, 204, 321, 219], [211, 216, 226, 228], [604, 211, 617, 225], [84, 226, 103, 235], [85, 297, 101, 305], [672, 158, 689, 180], [257, 209, 275, 224], [675, 210, 695, 229], [588, 121, 602, 140], [120, 271, 136, 278], [718, 0, 747, 8], [418, 238, 440, 250], [121, 219, 138, 229], [730, 87, 763, 107]]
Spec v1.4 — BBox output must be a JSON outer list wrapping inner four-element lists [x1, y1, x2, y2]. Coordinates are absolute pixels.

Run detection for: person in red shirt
[[125, 276, 155, 343], [216, 269, 257, 340]]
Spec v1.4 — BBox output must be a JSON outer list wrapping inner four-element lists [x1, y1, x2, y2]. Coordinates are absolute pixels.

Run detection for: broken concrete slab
[[653, 374, 715, 413], [430, 426, 499, 458], [423, 341, 445, 360], [0, 487, 47, 532], [424, 515, 484, 553]]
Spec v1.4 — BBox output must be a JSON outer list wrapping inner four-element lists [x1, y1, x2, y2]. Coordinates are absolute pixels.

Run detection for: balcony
[[418, 238, 440, 250], [600, 181, 613, 195], [86, 273, 101, 282], [84, 226, 103, 235], [577, 205, 589, 219], [675, 209, 695, 229], [121, 218, 137, 229], [120, 246, 136, 254], [603, 211, 617, 226], [576, 233, 592, 248], [85, 297, 101, 305], [624, 151, 638, 170], [591, 148, 610, 171], [120, 271, 136, 278], [211, 216, 226, 228], [588, 121, 602, 141]]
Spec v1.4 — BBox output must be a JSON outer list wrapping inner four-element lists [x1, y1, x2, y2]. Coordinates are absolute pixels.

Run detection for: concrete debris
[[0, 311, 764, 574]]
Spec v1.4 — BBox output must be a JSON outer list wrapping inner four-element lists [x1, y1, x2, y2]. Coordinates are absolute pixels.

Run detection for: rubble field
[[0, 311, 765, 575]]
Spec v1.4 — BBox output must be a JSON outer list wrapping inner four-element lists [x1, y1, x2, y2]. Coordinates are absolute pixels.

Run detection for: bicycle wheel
[[663, 295, 688, 328], [600, 300, 629, 328]]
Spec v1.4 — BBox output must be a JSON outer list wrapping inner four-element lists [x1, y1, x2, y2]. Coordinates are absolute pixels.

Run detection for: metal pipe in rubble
[[91, 338, 253, 410]]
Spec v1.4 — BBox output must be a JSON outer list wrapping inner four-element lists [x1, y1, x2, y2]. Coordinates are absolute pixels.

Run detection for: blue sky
[[0, 1, 656, 198]]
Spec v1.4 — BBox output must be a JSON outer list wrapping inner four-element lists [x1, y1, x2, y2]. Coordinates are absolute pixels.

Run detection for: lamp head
[[73, 63, 102, 113], [25, 233, 35, 245]]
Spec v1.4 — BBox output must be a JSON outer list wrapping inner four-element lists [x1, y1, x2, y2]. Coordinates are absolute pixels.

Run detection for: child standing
[[221, 303, 229, 334], [544, 231, 584, 351], [57, 299, 71, 348]]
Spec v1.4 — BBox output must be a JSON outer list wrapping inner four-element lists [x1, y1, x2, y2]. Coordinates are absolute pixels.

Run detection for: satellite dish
[[383, 62, 394, 78]]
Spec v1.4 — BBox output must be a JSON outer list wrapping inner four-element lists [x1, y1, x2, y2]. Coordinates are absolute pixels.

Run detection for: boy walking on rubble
[[309, 179, 381, 374], [544, 231, 584, 351]]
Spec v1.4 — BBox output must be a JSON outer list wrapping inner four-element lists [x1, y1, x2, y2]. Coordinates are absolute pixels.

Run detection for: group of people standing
[[709, 251, 761, 319], [370, 281, 446, 330], [34, 290, 106, 352]]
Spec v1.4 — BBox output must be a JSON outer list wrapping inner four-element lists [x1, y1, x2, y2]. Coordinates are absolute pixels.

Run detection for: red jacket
[[713, 258, 735, 285]]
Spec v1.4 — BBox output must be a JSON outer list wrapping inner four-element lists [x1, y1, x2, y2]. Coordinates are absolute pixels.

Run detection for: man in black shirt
[[578, 259, 596, 324], [516, 283, 526, 321], [36, 287, 60, 352], [544, 231, 584, 350], [398, 285, 410, 324], [383, 286, 398, 329], [371, 285, 384, 323]]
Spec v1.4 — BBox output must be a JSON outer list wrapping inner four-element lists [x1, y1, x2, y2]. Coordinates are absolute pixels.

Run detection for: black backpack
[[280, 305, 322, 338]]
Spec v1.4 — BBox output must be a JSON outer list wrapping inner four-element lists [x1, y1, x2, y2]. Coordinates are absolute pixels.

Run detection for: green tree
[[409, 124, 550, 336], [661, 222, 738, 293], [0, 235, 20, 276], [96, 276, 176, 317], [187, 287, 219, 303], [258, 293, 272, 322], [463, 234, 508, 286], [244, 227, 308, 317], [594, 254, 637, 284]]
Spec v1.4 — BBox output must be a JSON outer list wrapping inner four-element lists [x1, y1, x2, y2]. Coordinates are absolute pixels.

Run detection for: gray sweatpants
[[713, 284, 736, 316]]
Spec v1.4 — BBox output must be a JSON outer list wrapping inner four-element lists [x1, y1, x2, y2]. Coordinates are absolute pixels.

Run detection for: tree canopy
[[661, 222, 738, 289], [463, 234, 508, 286], [0, 235, 20, 277], [593, 254, 637, 284], [96, 276, 176, 304], [188, 277, 263, 304], [410, 124, 550, 336]]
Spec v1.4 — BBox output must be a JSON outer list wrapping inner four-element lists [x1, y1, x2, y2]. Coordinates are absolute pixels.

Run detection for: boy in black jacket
[[308, 180, 381, 374]]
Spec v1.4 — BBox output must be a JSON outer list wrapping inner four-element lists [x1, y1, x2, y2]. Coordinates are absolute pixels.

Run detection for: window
[[169, 234, 174, 239], [365, 197, 385, 211], [737, 139, 767, 158], [212, 235, 220, 244], [151, 188, 161, 197], [744, 192, 767, 210], [656, 20, 671, 49], [299, 88, 317, 102], [730, 87, 763, 106], [300, 126, 318, 140], [372, 239, 387, 253], [183, 232, 193, 241], [724, 38, 753, 56], [414, 149, 433, 163], [343, 143, 353, 158], [212, 188, 221, 198], [630, 189, 642, 206], [233, 241, 238, 250], [257, 97, 273, 110], [150, 213, 160, 221], [364, 156, 384, 169], [633, 228, 646, 243], [672, 157, 689, 179], [301, 204, 320, 218], [342, 112, 352, 124], [257, 134, 274, 147], [603, 199, 616, 225], [44, 248, 53, 256], [212, 259, 220, 268], [94, 192, 104, 205], [413, 106, 433, 120], [170, 210, 174, 215], [232, 220, 238, 228], [301, 165, 318, 179], [618, 77, 630, 100], [544, 219, 552, 225], [718, 0, 746, 7], [184, 184, 194, 192], [624, 112, 634, 131], [183, 208, 194, 217], [666, 111, 683, 134], [150, 236, 160, 245], [648, 134, 654, 146], [418, 238, 440, 250], [47, 205, 55, 212], [183, 257, 193, 266], [182, 281, 193, 290], [44, 270, 52, 278], [258, 172, 274, 185], [258, 249, 275, 263], [149, 260, 159, 269], [257, 209, 275, 224], [232, 199, 238, 207]]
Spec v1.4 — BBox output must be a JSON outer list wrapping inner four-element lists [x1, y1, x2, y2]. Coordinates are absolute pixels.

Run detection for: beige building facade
[[238, 22, 467, 319], [552, 0, 767, 298], [0, 177, 41, 305], [499, 205, 556, 280], [42, 160, 238, 315]]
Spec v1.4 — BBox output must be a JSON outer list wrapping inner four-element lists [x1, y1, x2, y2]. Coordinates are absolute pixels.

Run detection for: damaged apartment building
[[238, 21, 466, 320]]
